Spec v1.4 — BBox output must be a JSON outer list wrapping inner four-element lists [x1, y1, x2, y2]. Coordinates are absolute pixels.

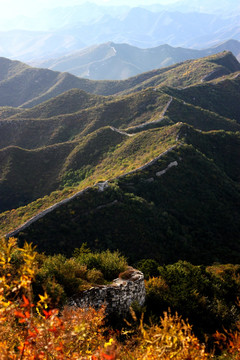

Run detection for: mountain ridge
[[32, 40, 240, 80], [0, 8, 239, 61], [0, 51, 239, 108], [4, 128, 240, 264], [0, 52, 240, 266]]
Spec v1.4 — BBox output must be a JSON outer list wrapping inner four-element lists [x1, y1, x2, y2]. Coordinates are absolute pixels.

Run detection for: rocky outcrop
[[70, 267, 146, 315]]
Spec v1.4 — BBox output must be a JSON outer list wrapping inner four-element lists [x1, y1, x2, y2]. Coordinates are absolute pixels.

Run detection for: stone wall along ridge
[[70, 267, 146, 315]]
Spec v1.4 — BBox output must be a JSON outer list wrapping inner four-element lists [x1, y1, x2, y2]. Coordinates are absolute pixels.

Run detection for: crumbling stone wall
[[70, 267, 145, 315]]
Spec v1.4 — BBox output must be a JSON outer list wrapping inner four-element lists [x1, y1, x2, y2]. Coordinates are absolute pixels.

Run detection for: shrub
[[119, 310, 209, 360], [145, 261, 240, 341], [0, 237, 108, 359], [135, 258, 160, 279], [0, 236, 238, 359], [86, 268, 105, 285], [75, 249, 128, 281], [34, 254, 84, 304]]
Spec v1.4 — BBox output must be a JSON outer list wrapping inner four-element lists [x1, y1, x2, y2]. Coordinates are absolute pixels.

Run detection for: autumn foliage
[[0, 237, 238, 359]]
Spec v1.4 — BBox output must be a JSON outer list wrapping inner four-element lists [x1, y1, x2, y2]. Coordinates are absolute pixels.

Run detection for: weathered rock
[[69, 267, 145, 315]]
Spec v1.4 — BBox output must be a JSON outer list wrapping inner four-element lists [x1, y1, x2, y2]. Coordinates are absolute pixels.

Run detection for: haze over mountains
[[1, 51, 240, 264], [33, 40, 240, 80], [1, 0, 239, 31], [0, 1, 239, 62]]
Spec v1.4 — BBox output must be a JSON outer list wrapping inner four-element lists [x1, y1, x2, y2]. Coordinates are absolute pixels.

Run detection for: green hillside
[[9, 89, 109, 119], [0, 106, 23, 119], [0, 51, 239, 108], [0, 127, 126, 212], [165, 73, 240, 122], [0, 88, 171, 150], [1, 62, 240, 152], [1, 71, 239, 214], [164, 97, 240, 132], [0, 57, 29, 81], [0, 123, 178, 213], [119, 51, 240, 95], [0, 51, 240, 268], [11, 129, 240, 265]]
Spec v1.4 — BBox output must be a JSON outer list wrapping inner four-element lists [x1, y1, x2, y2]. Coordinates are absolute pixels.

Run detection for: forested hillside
[[1, 46, 240, 359], [0, 51, 239, 268]]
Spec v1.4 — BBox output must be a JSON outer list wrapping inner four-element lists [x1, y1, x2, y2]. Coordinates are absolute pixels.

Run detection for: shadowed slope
[[0, 52, 240, 267], [3, 129, 240, 265], [0, 51, 239, 108]]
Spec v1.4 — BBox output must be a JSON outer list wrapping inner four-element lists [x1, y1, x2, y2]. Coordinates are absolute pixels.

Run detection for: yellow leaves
[[0, 299, 11, 308], [19, 242, 37, 263], [128, 311, 209, 360], [0, 236, 231, 359], [0, 238, 39, 301], [18, 275, 32, 290], [0, 237, 108, 359], [104, 338, 114, 349], [36, 292, 49, 313], [0, 237, 17, 270]]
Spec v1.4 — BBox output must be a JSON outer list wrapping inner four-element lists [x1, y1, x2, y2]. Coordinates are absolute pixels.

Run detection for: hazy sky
[[0, 0, 176, 17]]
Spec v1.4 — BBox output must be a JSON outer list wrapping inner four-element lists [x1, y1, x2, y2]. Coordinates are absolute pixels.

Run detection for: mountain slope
[[0, 127, 127, 212], [34, 40, 240, 80], [0, 54, 239, 213], [165, 73, 240, 122], [0, 51, 239, 108], [0, 52, 240, 267], [6, 89, 109, 119], [3, 127, 240, 265], [1, 64, 240, 153]]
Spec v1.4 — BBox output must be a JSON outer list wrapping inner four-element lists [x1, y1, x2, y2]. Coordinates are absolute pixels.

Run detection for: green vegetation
[[0, 51, 239, 108], [0, 106, 23, 119], [145, 260, 240, 342], [0, 51, 239, 267], [4, 237, 240, 359], [1, 49, 240, 357], [10, 89, 108, 119], [9, 239, 128, 307], [34, 248, 127, 306], [165, 97, 240, 132], [13, 140, 239, 265], [166, 73, 240, 122], [0, 124, 177, 213]]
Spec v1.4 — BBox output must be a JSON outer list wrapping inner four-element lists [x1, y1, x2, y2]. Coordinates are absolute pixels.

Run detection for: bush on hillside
[[74, 247, 128, 281], [145, 261, 240, 340]]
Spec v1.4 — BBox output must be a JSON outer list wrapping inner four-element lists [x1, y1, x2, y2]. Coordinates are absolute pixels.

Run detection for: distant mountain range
[[1, 0, 239, 32], [32, 40, 240, 80], [0, 50, 239, 108], [0, 5, 239, 62], [1, 51, 240, 265]]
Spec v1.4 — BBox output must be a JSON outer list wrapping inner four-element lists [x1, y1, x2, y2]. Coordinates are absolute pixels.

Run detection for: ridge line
[[5, 144, 178, 239]]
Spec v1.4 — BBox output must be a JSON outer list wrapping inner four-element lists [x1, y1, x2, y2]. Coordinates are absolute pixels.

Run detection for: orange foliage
[[214, 324, 240, 359], [0, 237, 224, 359], [0, 237, 108, 359], [118, 311, 210, 360]]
